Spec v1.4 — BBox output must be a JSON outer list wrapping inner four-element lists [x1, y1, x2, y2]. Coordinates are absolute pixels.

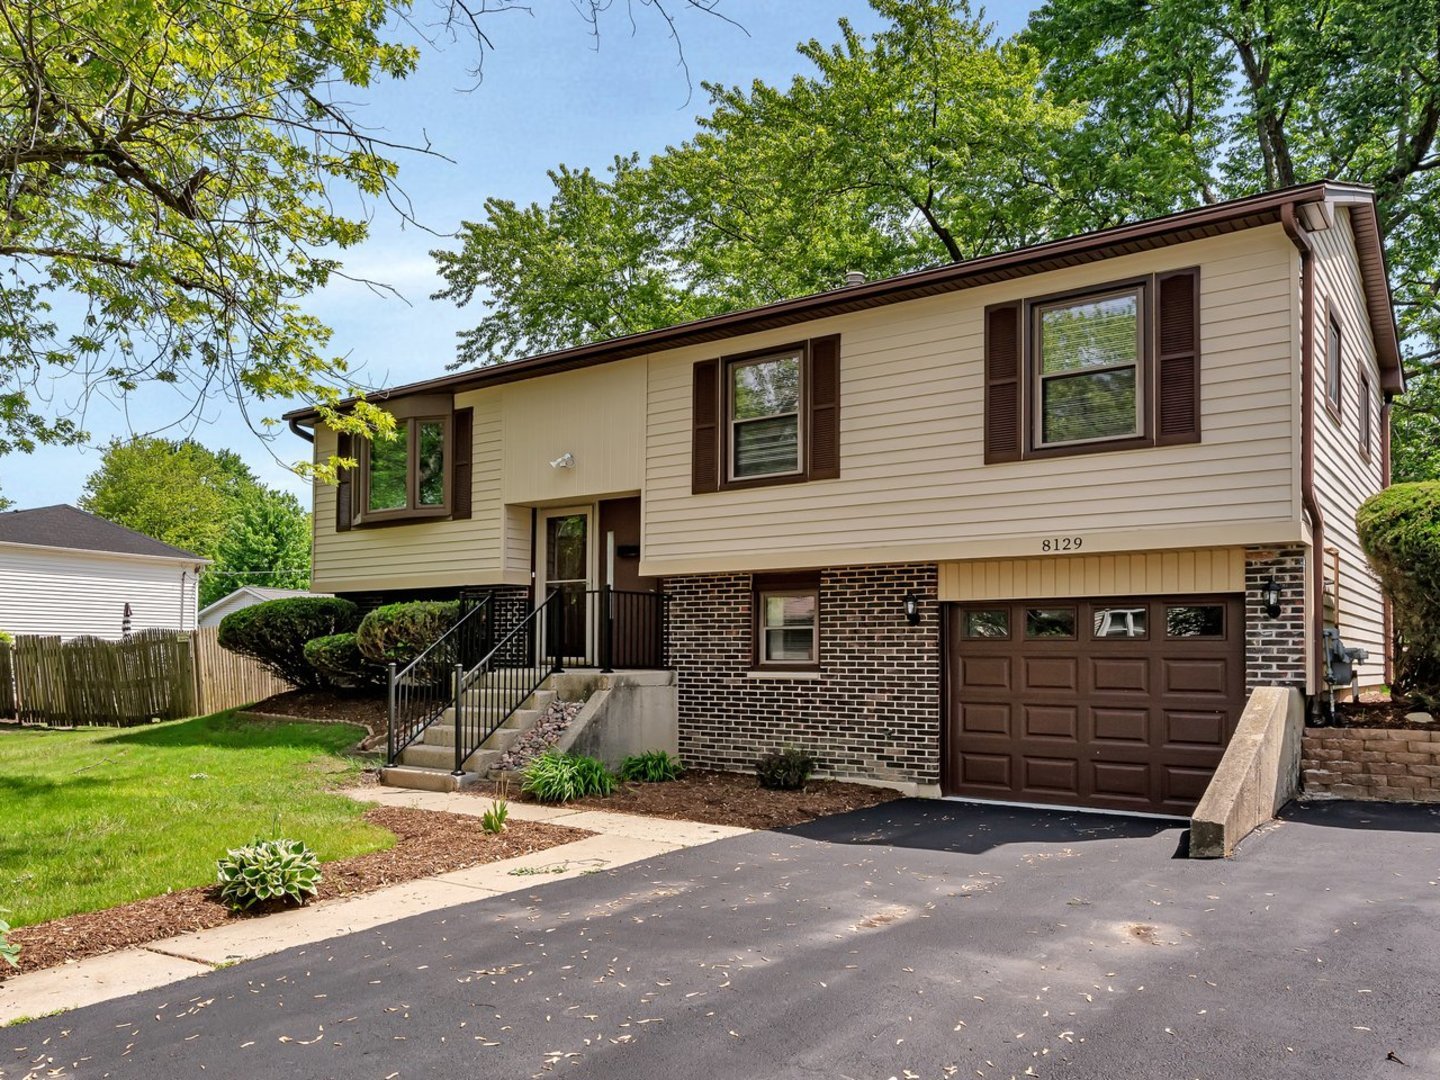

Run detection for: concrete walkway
[[0, 788, 746, 1026]]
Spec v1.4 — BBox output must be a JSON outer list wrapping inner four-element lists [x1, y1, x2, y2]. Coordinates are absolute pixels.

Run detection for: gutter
[[1281, 203, 1326, 717], [288, 417, 314, 443]]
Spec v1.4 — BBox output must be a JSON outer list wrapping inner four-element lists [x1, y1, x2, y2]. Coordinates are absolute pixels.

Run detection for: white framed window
[[756, 586, 819, 666], [1033, 287, 1144, 447], [729, 351, 802, 480]]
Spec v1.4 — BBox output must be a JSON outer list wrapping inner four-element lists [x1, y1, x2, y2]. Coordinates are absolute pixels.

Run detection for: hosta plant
[[0, 912, 19, 969], [619, 750, 684, 783], [216, 838, 322, 910]]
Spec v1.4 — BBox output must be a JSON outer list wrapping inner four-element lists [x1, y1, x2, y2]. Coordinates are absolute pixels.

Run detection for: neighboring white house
[[197, 586, 327, 628], [0, 505, 207, 640]]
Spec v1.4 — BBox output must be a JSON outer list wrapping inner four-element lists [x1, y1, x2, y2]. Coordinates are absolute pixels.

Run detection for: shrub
[[619, 750, 684, 783], [522, 751, 616, 803], [218, 597, 360, 688], [216, 838, 322, 910], [0, 630, 13, 647], [480, 799, 509, 834], [303, 632, 385, 690], [355, 600, 461, 669], [0, 912, 18, 969], [1357, 482, 1440, 702], [756, 747, 816, 790]]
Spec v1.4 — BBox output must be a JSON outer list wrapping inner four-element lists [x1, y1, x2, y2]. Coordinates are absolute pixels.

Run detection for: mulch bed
[[1330, 697, 1439, 731], [469, 769, 901, 830], [246, 689, 388, 736], [2, 806, 589, 978]]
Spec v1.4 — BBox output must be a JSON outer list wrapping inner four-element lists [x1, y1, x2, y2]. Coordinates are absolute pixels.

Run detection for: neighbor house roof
[[0, 505, 205, 562], [197, 585, 326, 620], [285, 180, 1403, 424]]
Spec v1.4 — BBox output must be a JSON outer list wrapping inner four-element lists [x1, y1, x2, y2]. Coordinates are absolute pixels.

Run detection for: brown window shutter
[[983, 301, 1023, 463], [335, 431, 354, 532], [1156, 268, 1201, 445], [808, 334, 841, 480], [451, 407, 473, 519], [692, 358, 721, 494]]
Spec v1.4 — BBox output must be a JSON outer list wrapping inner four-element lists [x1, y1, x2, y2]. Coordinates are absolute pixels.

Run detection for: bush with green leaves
[[215, 838, 322, 910], [619, 750, 684, 783], [218, 597, 360, 688], [522, 750, 617, 803], [0, 912, 19, 969], [1357, 482, 1440, 702], [355, 600, 461, 670], [302, 632, 384, 690], [756, 747, 817, 791], [0, 629, 13, 647], [480, 799, 509, 834]]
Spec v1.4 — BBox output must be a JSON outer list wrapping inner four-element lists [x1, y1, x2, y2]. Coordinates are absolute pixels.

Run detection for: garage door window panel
[[1025, 608, 1076, 639], [1093, 605, 1148, 639], [1165, 605, 1225, 638], [964, 609, 1010, 639]]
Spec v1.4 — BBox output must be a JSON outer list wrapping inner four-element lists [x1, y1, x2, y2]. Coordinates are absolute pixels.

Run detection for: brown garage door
[[944, 596, 1245, 815]]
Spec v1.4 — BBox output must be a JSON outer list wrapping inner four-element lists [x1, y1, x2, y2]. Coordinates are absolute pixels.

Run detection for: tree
[[0, 486, 10, 511], [0, 0, 731, 474], [208, 489, 312, 607], [79, 438, 258, 560], [434, 0, 1080, 366]]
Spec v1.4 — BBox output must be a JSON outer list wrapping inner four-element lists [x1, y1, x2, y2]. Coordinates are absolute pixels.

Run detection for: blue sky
[[1, 0, 1031, 509]]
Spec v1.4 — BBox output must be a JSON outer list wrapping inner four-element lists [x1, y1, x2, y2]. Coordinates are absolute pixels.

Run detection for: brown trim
[[690, 358, 721, 494], [286, 182, 1400, 424], [451, 407, 474, 519], [1381, 394, 1394, 684], [1324, 299, 1344, 424], [982, 301, 1023, 464], [808, 334, 842, 480], [720, 341, 808, 490], [1357, 369, 1373, 463], [354, 413, 453, 527], [751, 571, 822, 672], [1155, 267, 1203, 446]]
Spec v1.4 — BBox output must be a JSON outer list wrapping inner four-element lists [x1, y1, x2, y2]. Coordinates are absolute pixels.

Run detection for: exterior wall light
[[903, 590, 921, 625], [1262, 576, 1282, 618]]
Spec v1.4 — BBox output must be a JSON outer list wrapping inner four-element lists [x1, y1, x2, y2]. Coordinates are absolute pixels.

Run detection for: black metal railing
[[386, 593, 494, 765], [451, 589, 565, 774], [589, 587, 669, 671]]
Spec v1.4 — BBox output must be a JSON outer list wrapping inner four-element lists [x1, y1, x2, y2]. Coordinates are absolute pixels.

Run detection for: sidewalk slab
[[350, 786, 588, 824], [0, 949, 209, 1027], [556, 810, 749, 845], [436, 834, 676, 892]]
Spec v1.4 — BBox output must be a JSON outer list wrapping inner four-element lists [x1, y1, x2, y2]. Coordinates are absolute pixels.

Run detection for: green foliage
[[756, 747, 817, 791], [210, 489, 313, 608], [302, 633, 384, 690], [0, 630, 13, 646], [0, 913, 18, 969], [1392, 374, 1440, 483], [355, 600, 460, 666], [0, 486, 11, 512], [1356, 483, 1440, 700], [521, 751, 617, 803], [215, 838, 322, 910], [480, 799, 509, 834], [619, 750, 684, 783], [218, 597, 360, 687]]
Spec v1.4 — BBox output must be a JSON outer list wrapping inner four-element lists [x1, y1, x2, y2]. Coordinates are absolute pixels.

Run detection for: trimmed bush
[[303, 632, 385, 690], [619, 750, 684, 783], [215, 838, 322, 910], [0, 630, 13, 646], [218, 597, 360, 688], [756, 747, 816, 790], [355, 600, 460, 667], [1357, 482, 1440, 701], [522, 751, 617, 803]]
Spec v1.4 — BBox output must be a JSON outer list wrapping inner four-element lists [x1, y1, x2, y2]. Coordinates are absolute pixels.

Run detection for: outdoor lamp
[[1262, 576, 1281, 618], [903, 590, 921, 625]]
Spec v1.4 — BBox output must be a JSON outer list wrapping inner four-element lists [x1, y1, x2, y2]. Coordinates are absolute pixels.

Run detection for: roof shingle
[[0, 505, 205, 561]]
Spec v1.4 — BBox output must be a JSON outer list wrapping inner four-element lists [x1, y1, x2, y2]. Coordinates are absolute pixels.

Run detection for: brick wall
[[1302, 729, 1440, 803], [1244, 546, 1308, 693], [663, 563, 940, 787]]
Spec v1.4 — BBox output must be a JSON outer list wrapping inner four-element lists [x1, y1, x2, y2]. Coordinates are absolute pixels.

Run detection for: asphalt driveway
[[6, 799, 1439, 1080]]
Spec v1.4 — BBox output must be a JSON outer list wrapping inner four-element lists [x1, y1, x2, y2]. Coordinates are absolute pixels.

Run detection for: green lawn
[[0, 712, 394, 927]]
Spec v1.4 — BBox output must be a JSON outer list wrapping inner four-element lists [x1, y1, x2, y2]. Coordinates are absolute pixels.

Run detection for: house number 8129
[[1041, 537, 1083, 552]]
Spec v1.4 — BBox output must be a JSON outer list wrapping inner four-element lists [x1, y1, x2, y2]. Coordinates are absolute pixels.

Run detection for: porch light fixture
[[903, 590, 921, 626], [549, 452, 575, 470], [1262, 576, 1282, 619]]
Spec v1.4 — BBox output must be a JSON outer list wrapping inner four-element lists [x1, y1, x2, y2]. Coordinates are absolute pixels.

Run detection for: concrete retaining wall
[[550, 671, 678, 767], [1190, 686, 1304, 858], [1302, 728, 1440, 802]]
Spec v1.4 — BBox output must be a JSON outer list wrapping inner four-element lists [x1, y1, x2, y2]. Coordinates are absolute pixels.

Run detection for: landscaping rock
[[1404, 712, 1435, 724], [496, 699, 583, 772]]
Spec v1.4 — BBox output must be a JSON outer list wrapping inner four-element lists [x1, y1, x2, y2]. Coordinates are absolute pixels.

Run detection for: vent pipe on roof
[[843, 270, 866, 287]]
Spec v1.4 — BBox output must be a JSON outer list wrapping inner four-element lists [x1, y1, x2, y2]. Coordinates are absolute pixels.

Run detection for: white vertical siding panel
[[0, 547, 199, 640]]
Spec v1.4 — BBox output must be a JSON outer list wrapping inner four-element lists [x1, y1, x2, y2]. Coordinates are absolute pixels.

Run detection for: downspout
[[1381, 395, 1395, 685], [1282, 203, 1326, 717]]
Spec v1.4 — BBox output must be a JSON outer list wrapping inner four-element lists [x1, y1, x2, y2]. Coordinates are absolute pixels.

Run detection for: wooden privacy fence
[[0, 628, 292, 727]]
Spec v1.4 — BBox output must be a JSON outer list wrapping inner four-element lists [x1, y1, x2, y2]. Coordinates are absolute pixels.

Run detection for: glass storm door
[[542, 510, 590, 661]]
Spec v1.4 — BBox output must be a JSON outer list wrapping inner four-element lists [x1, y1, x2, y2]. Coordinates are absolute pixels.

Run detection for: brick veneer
[[1302, 729, 1440, 802], [1244, 545, 1308, 693], [663, 563, 941, 787]]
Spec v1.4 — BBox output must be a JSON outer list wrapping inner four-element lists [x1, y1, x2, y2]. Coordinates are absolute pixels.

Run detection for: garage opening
[[944, 596, 1245, 814]]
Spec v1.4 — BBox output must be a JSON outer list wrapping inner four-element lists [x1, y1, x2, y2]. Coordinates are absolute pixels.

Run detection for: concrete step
[[379, 765, 483, 792], [421, 710, 538, 747], [398, 741, 505, 774], [459, 687, 554, 711]]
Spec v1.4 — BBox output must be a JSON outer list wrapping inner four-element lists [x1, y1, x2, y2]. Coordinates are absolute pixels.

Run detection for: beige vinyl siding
[[1310, 207, 1387, 686], [643, 227, 1302, 576], [0, 545, 200, 640], [940, 547, 1245, 602], [311, 392, 516, 593]]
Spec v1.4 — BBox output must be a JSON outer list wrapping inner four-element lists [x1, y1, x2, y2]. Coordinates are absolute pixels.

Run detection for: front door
[[538, 507, 593, 662]]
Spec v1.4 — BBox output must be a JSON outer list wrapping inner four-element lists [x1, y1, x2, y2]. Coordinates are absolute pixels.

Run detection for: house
[[0, 505, 207, 640], [198, 586, 329, 628], [286, 180, 1402, 815]]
